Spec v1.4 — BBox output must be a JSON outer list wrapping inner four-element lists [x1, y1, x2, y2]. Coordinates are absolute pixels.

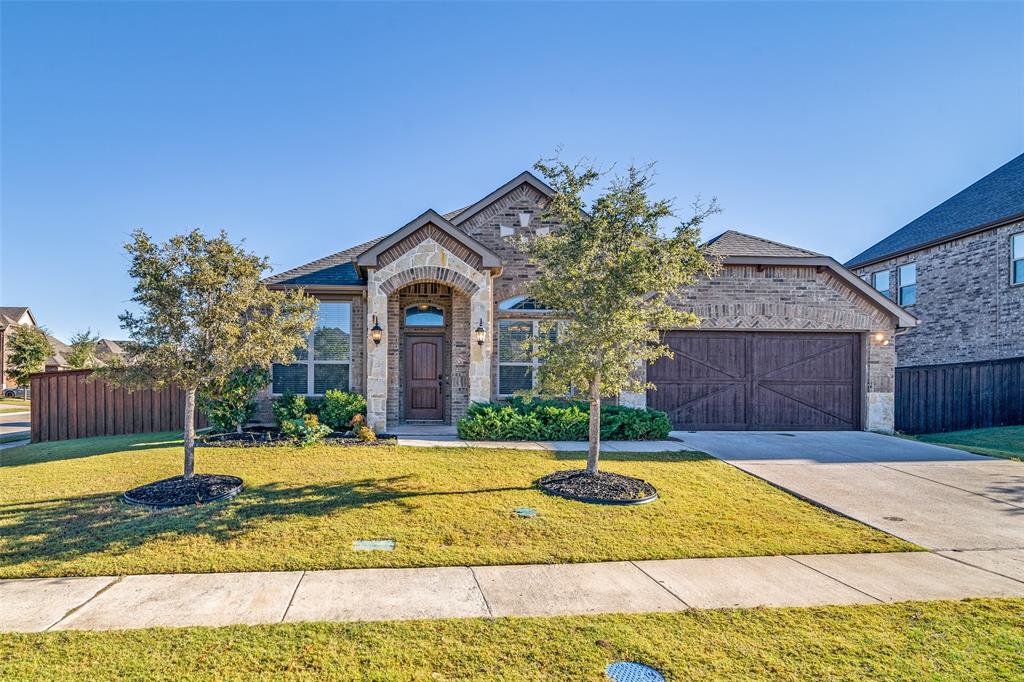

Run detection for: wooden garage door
[[647, 331, 862, 430]]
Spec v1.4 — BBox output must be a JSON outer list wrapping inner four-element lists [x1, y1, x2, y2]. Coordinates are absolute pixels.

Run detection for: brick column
[[366, 269, 389, 432], [468, 276, 492, 404]]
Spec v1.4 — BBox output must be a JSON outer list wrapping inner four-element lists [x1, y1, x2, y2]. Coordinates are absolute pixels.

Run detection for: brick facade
[[659, 264, 898, 432], [262, 173, 906, 433], [851, 220, 1024, 367]]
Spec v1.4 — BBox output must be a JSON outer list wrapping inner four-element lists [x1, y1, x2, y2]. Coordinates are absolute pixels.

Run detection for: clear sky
[[2, 1, 1022, 341]]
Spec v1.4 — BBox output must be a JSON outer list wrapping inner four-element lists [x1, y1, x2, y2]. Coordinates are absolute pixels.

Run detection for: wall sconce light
[[873, 331, 890, 346], [370, 314, 383, 345], [475, 318, 486, 346]]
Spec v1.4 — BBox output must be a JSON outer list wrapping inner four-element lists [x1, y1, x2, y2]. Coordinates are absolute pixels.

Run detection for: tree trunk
[[183, 387, 196, 480], [586, 371, 601, 474]]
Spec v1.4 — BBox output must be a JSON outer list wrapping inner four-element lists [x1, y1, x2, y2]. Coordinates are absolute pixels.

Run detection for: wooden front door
[[647, 331, 862, 430], [404, 335, 444, 421]]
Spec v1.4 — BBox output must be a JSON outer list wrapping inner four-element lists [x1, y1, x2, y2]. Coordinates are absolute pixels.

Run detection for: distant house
[[0, 307, 38, 388], [847, 153, 1024, 431]]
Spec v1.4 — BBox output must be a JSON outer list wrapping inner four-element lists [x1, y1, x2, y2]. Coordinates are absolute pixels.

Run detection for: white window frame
[[497, 319, 559, 397], [1012, 233, 1024, 286], [271, 300, 352, 396], [898, 263, 917, 306]]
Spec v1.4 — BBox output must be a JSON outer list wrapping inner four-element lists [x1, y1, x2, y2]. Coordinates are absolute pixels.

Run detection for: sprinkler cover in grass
[[605, 661, 665, 682]]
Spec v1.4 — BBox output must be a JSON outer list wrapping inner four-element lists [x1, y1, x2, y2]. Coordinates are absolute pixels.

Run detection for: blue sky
[[2, 1, 1022, 341]]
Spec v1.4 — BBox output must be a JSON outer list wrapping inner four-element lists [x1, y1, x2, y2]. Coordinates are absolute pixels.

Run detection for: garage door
[[647, 331, 862, 431]]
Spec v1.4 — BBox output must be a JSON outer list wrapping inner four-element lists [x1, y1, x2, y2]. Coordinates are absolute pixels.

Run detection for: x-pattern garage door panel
[[648, 331, 861, 431]]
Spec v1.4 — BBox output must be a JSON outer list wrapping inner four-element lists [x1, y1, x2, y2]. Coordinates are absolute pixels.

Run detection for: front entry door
[[405, 335, 444, 420]]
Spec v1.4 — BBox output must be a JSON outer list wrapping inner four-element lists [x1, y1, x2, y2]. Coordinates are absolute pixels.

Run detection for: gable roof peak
[[704, 230, 822, 258]]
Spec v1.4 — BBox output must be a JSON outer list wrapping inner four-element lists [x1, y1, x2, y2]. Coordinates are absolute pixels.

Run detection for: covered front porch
[[359, 210, 501, 431]]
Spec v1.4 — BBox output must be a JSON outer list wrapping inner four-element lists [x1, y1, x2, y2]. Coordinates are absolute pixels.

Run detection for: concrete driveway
[[671, 431, 1024, 580]]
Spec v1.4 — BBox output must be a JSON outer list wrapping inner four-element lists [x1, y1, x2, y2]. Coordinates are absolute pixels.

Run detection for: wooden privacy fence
[[895, 356, 1024, 435], [30, 369, 207, 443]]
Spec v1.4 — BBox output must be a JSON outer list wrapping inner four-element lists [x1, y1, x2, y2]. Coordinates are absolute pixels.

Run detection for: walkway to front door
[[404, 335, 443, 421]]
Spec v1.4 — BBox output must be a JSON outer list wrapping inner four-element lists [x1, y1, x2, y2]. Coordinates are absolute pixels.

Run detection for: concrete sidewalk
[[3, 550, 1023, 632]]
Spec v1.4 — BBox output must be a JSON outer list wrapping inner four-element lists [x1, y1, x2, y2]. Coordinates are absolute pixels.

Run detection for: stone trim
[[379, 265, 481, 296]]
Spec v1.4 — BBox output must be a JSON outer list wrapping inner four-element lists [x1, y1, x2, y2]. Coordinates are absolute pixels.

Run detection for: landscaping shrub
[[272, 392, 308, 424], [457, 400, 670, 441], [280, 414, 332, 446], [318, 390, 367, 431], [200, 366, 268, 433]]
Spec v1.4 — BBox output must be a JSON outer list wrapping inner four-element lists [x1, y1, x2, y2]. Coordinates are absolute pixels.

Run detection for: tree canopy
[[105, 228, 318, 478], [525, 159, 719, 472], [6, 325, 50, 387], [66, 328, 100, 369]]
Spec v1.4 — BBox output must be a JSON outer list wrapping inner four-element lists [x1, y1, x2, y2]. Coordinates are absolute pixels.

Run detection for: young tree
[[105, 229, 317, 480], [526, 159, 719, 474], [7, 325, 51, 390], [66, 328, 101, 369]]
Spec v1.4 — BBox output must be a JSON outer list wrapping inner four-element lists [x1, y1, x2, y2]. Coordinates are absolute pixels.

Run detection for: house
[[846, 154, 1024, 432], [846, 152, 1024, 367], [1, 306, 37, 388], [263, 171, 916, 433]]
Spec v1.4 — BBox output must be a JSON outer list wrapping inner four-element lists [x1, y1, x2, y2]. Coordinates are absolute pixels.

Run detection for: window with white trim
[[497, 319, 557, 395], [272, 301, 351, 395], [898, 263, 917, 306], [871, 270, 891, 299], [1012, 233, 1024, 285]]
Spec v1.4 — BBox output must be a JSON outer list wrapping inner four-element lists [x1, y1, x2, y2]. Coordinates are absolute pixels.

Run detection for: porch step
[[388, 424, 458, 437]]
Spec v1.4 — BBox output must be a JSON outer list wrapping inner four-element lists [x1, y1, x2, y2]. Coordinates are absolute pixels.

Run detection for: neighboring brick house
[[847, 152, 1024, 367], [264, 171, 915, 433], [846, 153, 1024, 432]]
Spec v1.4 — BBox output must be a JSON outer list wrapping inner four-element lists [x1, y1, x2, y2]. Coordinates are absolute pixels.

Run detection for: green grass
[[2, 599, 1021, 680], [0, 432, 30, 443], [914, 425, 1024, 462], [0, 432, 914, 578], [0, 398, 30, 414]]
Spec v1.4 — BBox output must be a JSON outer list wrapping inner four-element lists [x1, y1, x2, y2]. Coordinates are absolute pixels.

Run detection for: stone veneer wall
[[658, 264, 899, 432], [851, 220, 1024, 367]]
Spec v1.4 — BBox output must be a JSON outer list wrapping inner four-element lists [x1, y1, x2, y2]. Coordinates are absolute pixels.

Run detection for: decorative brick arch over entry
[[378, 266, 481, 296]]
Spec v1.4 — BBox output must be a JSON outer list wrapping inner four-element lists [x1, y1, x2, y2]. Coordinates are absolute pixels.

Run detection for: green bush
[[318, 390, 367, 431], [200, 366, 268, 433], [457, 400, 670, 441], [280, 413, 332, 446], [272, 392, 308, 424]]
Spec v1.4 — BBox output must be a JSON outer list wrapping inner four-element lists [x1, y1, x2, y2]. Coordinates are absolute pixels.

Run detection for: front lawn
[[0, 432, 913, 578], [914, 425, 1024, 462], [1, 599, 1020, 680]]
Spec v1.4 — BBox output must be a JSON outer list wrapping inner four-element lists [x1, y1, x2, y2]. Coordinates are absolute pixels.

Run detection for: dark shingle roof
[[264, 236, 386, 286], [704, 230, 821, 258], [0, 307, 31, 327], [846, 153, 1024, 268]]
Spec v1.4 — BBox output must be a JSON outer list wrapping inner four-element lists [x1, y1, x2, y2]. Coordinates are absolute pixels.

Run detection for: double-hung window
[[871, 270, 891, 299], [898, 263, 917, 306], [1012, 234, 1024, 285], [272, 301, 351, 395], [497, 319, 556, 395]]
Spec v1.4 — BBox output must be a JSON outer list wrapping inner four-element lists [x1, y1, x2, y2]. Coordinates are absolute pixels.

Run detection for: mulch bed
[[199, 429, 397, 448], [123, 474, 244, 508], [537, 469, 658, 505]]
